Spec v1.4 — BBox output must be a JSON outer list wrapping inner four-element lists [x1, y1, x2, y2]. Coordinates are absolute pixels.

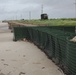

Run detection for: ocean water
[[0, 26, 8, 30], [0, 22, 9, 32]]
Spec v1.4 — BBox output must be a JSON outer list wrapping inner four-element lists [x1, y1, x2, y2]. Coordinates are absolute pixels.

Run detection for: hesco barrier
[[13, 26, 76, 75]]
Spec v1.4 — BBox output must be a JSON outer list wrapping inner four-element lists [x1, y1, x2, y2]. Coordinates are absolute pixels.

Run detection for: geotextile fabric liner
[[13, 26, 76, 75]]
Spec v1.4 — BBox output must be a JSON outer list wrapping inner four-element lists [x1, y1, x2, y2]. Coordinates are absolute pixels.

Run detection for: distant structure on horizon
[[41, 13, 48, 20], [41, 5, 48, 20]]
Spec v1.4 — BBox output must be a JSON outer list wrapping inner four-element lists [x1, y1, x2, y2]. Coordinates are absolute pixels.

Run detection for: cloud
[[0, 0, 75, 20]]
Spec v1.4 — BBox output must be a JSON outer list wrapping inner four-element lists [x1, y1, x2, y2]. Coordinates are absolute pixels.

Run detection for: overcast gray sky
[[0, 0, 75, 20]]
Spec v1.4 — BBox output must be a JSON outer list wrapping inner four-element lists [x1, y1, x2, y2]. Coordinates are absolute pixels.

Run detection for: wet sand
[[0, 22, 65, 75]]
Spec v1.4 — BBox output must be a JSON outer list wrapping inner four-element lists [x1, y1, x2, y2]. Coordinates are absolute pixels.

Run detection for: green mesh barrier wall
[[13, 26, 76, 75]]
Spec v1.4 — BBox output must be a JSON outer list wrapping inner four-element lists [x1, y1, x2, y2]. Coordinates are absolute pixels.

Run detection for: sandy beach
[[0, 22, 64, 75]]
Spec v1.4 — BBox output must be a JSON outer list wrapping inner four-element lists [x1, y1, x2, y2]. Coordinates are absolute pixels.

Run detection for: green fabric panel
[[66, 42, 76, 75], [44, 34, 54, 58], [13, 27, 27, 41]]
